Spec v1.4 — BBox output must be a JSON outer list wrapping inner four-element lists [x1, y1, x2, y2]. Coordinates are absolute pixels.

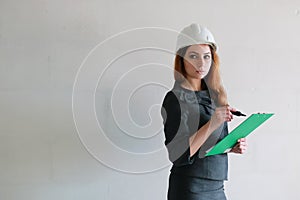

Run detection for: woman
[[161, 23, 247, 200]]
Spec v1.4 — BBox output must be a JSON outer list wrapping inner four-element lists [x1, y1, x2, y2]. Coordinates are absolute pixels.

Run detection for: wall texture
[[1, 0, 300, 199]]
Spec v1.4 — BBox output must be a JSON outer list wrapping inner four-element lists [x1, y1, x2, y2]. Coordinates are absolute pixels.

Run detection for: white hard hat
[[176, 23, 218, 52]]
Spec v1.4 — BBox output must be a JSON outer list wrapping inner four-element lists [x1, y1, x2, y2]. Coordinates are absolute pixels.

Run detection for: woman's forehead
[[187, 44, 211, 53]]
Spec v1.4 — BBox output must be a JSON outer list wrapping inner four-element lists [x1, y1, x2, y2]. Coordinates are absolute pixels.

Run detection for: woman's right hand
[[210, 106, 234, 130]]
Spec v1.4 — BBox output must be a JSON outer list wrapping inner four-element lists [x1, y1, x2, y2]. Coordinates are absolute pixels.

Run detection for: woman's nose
[[196, 58, 204, 68]]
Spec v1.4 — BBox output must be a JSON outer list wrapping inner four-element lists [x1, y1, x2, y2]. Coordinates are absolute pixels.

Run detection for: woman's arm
[[189, 106, 234, 157]]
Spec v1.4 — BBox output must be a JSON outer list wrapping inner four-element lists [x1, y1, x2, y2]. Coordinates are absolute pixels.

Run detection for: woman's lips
[[196, 70, 205, 74]]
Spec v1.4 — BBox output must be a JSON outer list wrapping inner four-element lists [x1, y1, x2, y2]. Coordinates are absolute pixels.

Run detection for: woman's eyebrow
[[188, 51, 211, 54]]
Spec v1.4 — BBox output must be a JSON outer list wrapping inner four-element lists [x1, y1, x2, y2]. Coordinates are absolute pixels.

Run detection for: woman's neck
[[181, 79, 202, 91]]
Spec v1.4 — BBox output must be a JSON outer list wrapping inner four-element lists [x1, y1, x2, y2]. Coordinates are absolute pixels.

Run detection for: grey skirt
[[167, 173, 227, 200]]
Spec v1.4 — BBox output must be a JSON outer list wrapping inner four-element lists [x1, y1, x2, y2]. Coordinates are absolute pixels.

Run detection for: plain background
[[1, 0, 300, 199]]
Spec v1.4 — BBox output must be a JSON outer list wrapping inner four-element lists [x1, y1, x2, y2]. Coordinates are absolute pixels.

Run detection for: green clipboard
[[205, 113, 274, 156]]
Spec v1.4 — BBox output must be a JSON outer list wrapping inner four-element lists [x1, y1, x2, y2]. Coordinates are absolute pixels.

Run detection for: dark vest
[[161, 81, 228, 180]]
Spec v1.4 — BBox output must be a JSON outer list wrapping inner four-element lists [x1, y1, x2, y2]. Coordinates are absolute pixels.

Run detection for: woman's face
[[183, 44, 212, 80]]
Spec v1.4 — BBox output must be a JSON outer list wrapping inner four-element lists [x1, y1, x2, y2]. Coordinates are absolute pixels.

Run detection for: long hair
[[174, 45, 228, 106]]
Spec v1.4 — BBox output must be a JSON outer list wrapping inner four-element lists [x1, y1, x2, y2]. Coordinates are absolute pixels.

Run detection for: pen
[[231, 110, 246, 117]]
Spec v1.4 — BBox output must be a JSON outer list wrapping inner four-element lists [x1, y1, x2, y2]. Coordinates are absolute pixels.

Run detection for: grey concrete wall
[[1, 0, 299, 199]]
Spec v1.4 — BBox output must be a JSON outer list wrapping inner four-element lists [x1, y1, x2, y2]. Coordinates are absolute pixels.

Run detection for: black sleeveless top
[[161, 81, 228, 180]]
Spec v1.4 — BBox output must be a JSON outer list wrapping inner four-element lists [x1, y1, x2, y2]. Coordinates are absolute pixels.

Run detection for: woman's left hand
[[230, 138, 247, 154]]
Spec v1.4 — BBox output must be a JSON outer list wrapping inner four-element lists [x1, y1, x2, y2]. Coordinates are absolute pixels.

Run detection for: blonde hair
[[174, 45, 228, 106]]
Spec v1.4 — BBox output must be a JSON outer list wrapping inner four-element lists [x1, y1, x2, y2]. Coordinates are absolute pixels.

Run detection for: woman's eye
[[189, 54, 198, 59], [204, 55, 211, 59]]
